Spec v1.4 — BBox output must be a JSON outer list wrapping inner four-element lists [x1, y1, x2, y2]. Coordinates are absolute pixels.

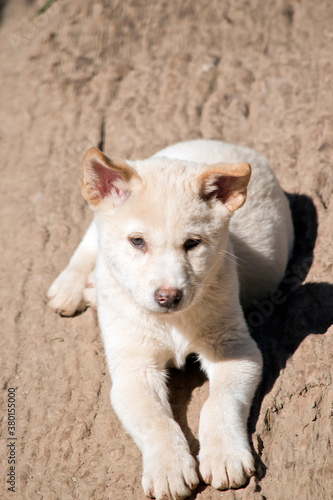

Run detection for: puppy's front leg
[[47, 220, 98, 315], [110, 360, 199, 500], [198, 331, 262, 490]]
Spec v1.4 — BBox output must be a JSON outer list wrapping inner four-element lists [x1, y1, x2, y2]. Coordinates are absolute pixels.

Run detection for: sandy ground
[[1, 0, 332, 499]]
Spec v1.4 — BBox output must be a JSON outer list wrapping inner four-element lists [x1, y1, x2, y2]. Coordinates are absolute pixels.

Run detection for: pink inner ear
[[92, 159, 125, 199], [205, 175, 234, 204]]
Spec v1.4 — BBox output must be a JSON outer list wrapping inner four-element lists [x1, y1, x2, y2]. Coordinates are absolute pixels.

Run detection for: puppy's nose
[[154, 287, 183, 309]]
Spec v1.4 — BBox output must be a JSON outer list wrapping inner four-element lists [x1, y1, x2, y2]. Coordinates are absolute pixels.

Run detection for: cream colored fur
[[48, 140, 293, 500]]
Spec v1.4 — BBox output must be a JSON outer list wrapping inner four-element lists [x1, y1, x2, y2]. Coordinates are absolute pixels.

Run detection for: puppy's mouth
[[144, 297, 193, 315], [155, 302, 183, 314]]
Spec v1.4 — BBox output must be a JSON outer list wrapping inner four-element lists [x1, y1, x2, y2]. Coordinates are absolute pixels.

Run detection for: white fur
[[48, 140, 293, 500]]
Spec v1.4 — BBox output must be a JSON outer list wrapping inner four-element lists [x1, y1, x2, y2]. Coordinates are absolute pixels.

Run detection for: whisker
[[213, 249, 246, 267], [199, 235, 246, 266]]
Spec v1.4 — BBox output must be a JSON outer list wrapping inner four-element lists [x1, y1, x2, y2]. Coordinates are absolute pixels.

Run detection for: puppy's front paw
[[142, 449, 199, 500], [83, 271, 97, 310], [198, 438, 254, 490], [47, 267, 87, 316]]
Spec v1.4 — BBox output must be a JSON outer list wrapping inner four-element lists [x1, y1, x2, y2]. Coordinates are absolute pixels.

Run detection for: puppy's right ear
[[82, 147, 140, 207]]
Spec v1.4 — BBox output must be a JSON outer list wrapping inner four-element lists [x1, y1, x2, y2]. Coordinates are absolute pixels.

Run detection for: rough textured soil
[[1, 1, 332, 499]]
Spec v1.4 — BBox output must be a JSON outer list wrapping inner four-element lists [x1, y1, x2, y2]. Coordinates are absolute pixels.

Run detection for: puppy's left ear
[[195, 163, 251, 212], [82, 147, 140, 207]]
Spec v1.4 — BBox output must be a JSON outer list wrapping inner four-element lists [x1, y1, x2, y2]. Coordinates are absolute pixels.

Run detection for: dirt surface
[[1, 1, 332, 499]]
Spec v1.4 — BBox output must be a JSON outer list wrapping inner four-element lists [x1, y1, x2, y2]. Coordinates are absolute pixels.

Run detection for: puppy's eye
[[184, 239, 201, 251], [129, 237, 146, 250]]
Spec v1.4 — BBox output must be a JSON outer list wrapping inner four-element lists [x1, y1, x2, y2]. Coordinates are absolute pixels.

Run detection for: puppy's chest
[[164, 327, 192, 369]]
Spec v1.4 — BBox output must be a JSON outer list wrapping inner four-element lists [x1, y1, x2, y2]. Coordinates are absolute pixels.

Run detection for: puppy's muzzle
[[154, 287, 183, 310]]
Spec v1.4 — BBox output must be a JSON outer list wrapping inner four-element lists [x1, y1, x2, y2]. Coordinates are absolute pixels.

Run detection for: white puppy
[[48, 140, 293, 500]]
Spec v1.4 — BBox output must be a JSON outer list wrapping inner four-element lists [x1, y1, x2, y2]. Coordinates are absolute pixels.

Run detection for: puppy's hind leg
[[47, 220, 98, 316]]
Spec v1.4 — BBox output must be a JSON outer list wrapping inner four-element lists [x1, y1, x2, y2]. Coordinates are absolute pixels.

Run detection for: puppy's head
[[82, 147, 251, 314]]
